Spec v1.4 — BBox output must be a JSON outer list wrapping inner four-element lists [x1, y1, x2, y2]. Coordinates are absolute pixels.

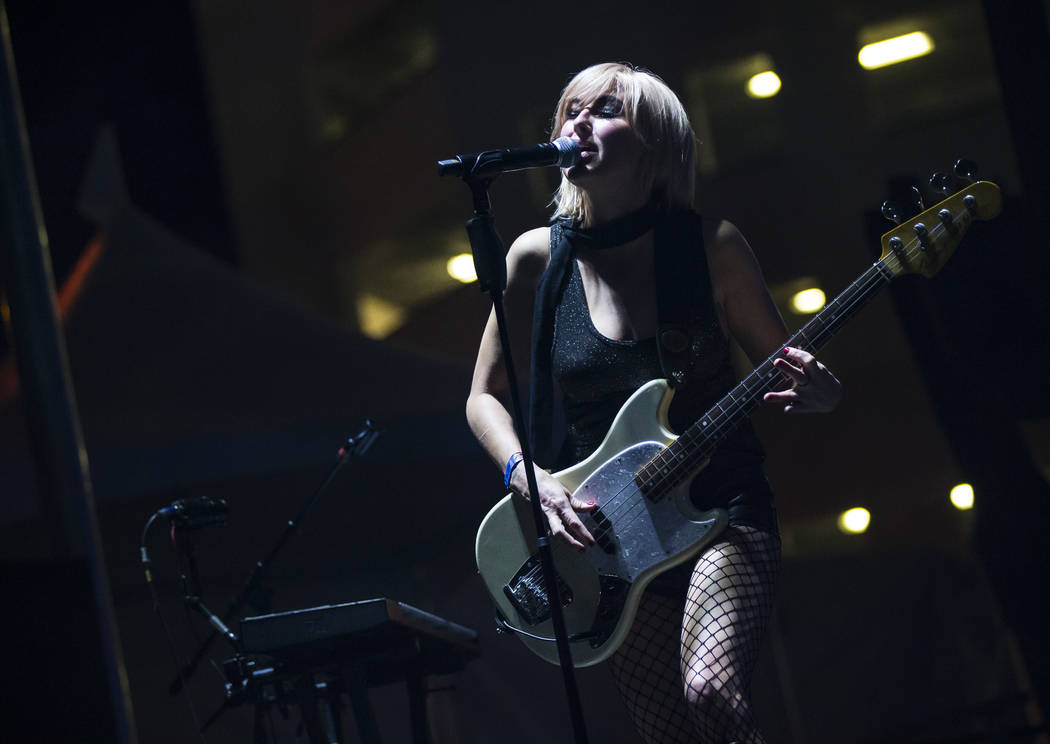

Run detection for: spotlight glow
[[446, 253, 477, 283], [858, 32, 934, 70], [837, 507, 871, 534], [791, 288, 826, 314], [950, 483, 974, 510], [747, 71, 782, 98], [356, 294, 405, 339]]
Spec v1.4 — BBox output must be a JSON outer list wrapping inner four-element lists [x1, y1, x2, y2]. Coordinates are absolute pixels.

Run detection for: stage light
[[746, 71, 781, 98], [356, 293, 405, 339], [950, 483, 974, 510], [858, 31, 934, 70], [837, 507, 871, 534], [791, 288, 826, 314], [446, 253, 477, 283]]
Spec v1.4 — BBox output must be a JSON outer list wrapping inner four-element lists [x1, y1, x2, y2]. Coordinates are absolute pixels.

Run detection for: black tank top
[[550, 240, 777, 533]]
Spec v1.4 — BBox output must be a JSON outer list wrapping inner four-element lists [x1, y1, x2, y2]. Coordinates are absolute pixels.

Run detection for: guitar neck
[[783, 261, 895, 365], [640, 258, 894, 493]]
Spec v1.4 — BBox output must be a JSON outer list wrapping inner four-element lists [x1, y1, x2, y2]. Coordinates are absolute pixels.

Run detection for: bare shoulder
[[705, 218, 753, 261], [506, 226, 552, 287], [702, 217, 770, 305], [700, 217, 786, 359]]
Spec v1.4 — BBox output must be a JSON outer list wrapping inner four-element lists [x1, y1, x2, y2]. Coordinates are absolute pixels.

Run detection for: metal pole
[[0, 3, 136, 741]]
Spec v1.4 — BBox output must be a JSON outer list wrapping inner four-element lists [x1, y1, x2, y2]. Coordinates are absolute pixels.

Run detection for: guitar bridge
[[503, 555, 573, 626]]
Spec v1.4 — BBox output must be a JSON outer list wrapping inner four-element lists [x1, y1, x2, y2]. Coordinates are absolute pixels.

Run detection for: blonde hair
[[550, 62, 696, 224]]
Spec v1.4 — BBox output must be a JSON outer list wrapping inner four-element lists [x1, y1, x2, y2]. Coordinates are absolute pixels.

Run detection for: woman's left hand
[[763, 346, 842, 414]]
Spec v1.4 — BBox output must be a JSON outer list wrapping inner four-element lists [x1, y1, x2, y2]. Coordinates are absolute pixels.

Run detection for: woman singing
[[466, 62, 841, 744]]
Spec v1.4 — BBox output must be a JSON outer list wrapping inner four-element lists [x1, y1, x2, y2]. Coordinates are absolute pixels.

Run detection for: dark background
[[1, 0, 1049, 742]]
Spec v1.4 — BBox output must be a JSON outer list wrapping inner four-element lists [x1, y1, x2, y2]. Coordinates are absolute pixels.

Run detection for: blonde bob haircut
[[550, 62, 696, 225]]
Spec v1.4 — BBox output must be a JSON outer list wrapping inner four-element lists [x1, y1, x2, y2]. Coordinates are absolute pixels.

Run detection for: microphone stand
[[455, 171, 589, 744], [175, 524, 242, 650], [168, 421, 380, 698]]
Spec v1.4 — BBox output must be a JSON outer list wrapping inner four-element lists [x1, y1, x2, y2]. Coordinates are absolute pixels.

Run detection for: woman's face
[[558, 91, 646, 192]]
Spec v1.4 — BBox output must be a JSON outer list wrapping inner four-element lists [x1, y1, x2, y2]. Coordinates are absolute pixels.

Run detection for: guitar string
[[577, 207, 965, 547], [514, 203, 971, 598]]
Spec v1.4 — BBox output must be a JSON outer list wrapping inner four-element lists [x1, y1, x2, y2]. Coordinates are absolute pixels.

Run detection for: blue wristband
[[503, 451, 524, 490]]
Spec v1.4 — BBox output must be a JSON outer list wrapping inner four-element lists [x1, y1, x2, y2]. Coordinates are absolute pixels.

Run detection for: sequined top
[[550, 251, 776, 532]]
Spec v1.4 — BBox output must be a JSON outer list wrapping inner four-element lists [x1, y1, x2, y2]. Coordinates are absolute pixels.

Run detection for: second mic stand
[[458, 172, 588, 744], [169, 422, 381, 698]]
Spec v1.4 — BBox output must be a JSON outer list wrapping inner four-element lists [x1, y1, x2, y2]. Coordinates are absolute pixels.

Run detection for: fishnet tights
[[609, 525, 781, 744]]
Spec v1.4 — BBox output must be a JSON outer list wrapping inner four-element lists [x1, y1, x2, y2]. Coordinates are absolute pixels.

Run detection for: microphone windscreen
[[551, 136, 581, 167]]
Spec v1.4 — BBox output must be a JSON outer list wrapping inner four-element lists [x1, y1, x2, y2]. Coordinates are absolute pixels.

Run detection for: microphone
[[157, 496, 229, 530], [437, 136, 581, 177]]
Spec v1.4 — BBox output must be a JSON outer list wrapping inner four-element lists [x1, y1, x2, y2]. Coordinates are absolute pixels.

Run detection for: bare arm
[[707, 219, 842, 413], [465, 227, 596, 548], [466, 227, 547, 468]]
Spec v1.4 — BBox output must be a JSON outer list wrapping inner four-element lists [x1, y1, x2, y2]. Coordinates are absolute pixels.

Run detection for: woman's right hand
[[510, 465, 597, 551]]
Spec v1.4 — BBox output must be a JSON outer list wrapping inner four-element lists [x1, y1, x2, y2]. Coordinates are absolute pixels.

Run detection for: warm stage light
[[837, 507, 871, 534], [447, 253, 477, 283], [791, 288, 826, 314], [858, 32, 934, 70], [746, 71, 782, 98], [950, 483, 974, 510], [357, 294, 405, 339]]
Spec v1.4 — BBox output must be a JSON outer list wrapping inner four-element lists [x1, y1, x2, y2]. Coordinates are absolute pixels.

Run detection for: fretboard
[[637, 259, 895, 498]]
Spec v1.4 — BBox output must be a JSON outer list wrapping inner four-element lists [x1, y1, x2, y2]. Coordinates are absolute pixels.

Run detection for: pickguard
[[575, 442, 719, 584]]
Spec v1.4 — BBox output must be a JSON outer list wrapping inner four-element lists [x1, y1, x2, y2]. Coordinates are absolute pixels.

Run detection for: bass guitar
[[475, 173, 1002, 667]]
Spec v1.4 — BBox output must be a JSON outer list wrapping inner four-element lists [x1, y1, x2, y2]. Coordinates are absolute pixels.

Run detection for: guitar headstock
[[878, 162, 1002, 279]]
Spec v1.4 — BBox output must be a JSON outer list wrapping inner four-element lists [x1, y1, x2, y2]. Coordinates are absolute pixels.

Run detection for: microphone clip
[[157, 495, 229, 530]]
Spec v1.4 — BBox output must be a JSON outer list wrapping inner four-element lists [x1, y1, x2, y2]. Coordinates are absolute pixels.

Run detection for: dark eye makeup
[[565, 95, 624, 120]]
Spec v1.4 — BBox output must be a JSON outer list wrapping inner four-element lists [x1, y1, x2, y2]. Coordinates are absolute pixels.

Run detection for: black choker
[[562, 199, 664, 250]]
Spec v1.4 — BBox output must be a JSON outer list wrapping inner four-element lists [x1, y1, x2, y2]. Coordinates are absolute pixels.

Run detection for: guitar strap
[[529, 210, 708, 465], [528, 219, 574, 467], [653, 210, 707, 388]]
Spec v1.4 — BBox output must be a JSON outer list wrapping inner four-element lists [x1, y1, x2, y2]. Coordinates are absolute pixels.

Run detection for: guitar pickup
[[588, 507, 618, 554]]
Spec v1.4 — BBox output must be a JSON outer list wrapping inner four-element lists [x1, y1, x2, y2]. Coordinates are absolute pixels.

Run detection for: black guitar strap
[[654, 210, 707, 388], [528, 219, 574, 467]]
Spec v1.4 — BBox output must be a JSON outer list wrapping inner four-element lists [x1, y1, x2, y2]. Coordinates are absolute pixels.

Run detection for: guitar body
[[474, 379, 728, 667]]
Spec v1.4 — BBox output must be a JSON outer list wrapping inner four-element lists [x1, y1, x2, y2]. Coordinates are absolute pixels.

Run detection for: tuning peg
[[929, 172, 953, 197], [881, 200, 902, 225], [954, 158, 979, 183], [910, 185, 925, 211]]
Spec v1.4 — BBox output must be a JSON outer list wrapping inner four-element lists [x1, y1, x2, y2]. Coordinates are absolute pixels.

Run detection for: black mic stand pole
[[175, 526, 241, 649], [169, 421, 380, 697], [458, 172, 589, 744]]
